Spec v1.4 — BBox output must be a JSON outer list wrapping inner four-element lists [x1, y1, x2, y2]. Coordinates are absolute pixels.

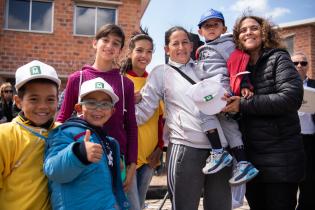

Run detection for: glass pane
[[284, 36, 294, 56], [75, 6, 95, 35], [31, 1, 52, 31], [96, 8, 115, 31], [8, 0, 30, 30]]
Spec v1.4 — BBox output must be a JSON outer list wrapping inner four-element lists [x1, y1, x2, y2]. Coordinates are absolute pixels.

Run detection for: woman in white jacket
[[136, 26, 231, 210]]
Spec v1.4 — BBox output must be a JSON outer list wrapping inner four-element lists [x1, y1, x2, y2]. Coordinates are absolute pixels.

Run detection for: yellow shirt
[[0, 116, 54, 210], [127, 74, 162, 168]]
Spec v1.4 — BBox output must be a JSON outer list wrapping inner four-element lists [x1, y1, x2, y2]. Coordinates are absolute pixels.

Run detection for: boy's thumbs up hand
[[84, 130, 103, 163], [84, 129, 91, 142]]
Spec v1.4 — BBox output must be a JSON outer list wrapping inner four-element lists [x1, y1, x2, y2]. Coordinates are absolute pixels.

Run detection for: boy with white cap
[[0, 60, 60, 210], [44, 77, 129, 210], [190, 8, 258, 185]]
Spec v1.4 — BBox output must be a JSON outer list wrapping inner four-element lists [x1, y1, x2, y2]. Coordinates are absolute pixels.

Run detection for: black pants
[[246, 181, 298, 210], [297, 134, 315, 210]]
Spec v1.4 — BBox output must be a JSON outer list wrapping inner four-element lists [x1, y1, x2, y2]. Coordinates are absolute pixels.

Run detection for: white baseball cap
[[79, 77, 119, 104], [15, 60, 61, 90], [186, 77, 226, 115]]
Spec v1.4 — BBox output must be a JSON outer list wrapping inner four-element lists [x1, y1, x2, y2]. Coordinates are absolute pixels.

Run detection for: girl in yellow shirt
[[121, 29, 164, 210]]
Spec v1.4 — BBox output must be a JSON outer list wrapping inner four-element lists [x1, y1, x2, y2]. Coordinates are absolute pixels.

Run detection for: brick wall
[[0, 0, 143, 88], [279, 25, 315, 79]]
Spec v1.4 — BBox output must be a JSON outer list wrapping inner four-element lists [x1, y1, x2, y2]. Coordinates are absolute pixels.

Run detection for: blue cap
[[198, 9, 225, 28]]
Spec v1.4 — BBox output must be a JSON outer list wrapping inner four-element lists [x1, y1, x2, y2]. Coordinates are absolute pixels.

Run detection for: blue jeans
[[127, 164, 154, 210]]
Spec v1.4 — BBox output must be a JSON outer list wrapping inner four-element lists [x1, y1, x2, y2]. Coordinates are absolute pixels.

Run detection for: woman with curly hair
[[222, 15, 305, 210], [0, 82, 14, 123]]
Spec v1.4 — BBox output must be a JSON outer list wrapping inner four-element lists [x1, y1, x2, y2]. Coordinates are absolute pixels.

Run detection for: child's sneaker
[[229, 161, 259, 185], [202, 150, 233, 174]]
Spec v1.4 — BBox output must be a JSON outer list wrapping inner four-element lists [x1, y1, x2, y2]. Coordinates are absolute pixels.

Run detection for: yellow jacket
[[0, 116, 56, 210]]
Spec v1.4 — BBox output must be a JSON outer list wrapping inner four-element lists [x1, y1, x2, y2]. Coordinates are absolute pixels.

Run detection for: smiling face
[[164, 30, 193, 64], [15, 82, 58, 126], [239, 18, 263, 55], [76, 91, 115, 127], [198, 19, 227, 41], [130, 39, 153, 72], [93, 33, 122, 63]]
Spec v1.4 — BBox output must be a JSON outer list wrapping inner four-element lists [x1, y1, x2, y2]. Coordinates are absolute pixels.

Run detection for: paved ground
[[145, 198, 249, 210], [145, 199, 249, 210], [146, 174, 250, 210]]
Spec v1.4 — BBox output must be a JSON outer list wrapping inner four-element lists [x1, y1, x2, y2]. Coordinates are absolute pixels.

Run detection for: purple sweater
[[57, 65, 138, 164]]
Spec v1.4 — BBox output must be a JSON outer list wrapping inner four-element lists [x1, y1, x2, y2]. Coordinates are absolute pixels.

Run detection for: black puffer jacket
[[240, 48, 305, 183]]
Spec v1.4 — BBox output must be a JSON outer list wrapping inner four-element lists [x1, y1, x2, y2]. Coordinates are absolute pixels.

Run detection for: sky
[[141, 0, 315, 71]]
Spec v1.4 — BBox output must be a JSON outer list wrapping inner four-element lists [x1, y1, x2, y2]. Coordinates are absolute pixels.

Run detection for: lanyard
[[98, 136, 114, 167]]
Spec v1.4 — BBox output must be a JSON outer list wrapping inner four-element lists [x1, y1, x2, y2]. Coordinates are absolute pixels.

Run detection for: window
[[74, 5, 116, 36], [283, 35, 294, 56], [5, 0, 53, 32]]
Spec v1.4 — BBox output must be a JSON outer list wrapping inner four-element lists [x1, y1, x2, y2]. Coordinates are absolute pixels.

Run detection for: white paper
[[299, 86, 315, 113]]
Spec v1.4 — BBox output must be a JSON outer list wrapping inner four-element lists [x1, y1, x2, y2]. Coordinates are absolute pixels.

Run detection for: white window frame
[[4, 0, 54, 33], [73, 4, 117, 37]]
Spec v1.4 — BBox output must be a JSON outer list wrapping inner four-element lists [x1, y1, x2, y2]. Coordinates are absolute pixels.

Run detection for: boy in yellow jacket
[[0, 60, 60, 210]]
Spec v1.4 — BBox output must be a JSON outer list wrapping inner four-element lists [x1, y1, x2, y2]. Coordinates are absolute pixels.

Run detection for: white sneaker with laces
[[229, 161, 259, 185], [202, 150, 233, 174]]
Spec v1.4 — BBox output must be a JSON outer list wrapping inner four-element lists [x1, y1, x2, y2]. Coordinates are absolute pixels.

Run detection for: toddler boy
[[192, 8, 258, 185]]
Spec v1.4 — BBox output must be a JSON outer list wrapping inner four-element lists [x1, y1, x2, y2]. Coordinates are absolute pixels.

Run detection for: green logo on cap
[[95, 82, 104, 89], [30, 66, 41, 75], [204, 95, 214, 102]]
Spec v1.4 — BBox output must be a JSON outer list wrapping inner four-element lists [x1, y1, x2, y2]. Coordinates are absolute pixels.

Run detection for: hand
[[222, 92, 232, 100], [84, 130, 103, 163], [134, 91, 142, 104], [241, 88, 254, 99], [123, 163, 136, 192], [222, 96, 241, 113], [147, 147, 163, 169]]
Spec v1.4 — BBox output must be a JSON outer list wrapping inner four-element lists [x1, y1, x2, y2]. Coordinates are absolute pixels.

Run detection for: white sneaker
[[202, 150, 233, 174], [229, 161, 259, 185]]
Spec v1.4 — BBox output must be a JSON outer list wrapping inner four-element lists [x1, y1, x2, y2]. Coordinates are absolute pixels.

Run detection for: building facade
[[0, 0, 150, 87], [279, 17, 315, 78]]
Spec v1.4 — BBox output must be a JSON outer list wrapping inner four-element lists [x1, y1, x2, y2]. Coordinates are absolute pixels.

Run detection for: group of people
[[0, 7, 314, 210]]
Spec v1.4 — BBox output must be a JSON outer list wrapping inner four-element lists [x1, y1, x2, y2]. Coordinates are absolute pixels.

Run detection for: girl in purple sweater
[[57, 24, 138, 192]]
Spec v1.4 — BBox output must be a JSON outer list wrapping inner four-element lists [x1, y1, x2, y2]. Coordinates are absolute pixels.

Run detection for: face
[[76, 91, 115, 127], [130, 39, 153, 72], [15, 83, 58, 126], [165, 30, 193, 64], [291, 54, 308, 80], [198, 19, 227, 41], [239, 18, 263, 54], [93, 34, 122, 63], [2, 86, 13, 101]]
